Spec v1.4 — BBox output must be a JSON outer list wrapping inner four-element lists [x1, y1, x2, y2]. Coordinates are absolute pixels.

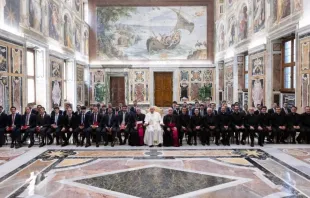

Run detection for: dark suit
[[6, 113, 22, 145], [268, 108, 276, 115], [129, 113, 145, 146], [281, 108, 291, 115], [173, 109, 181, 116], [101, 113, 118, 145], [86, 112, 103, 145], [51, 110, 64, 117], [36, 114, 51, 144], [272, 113, 287, 143], [0, 111, 7, 146], [117, 111, 133, 145], [218, 112, 232, 145], [47, 113, 64, 144], [258, 113, 272, 144], [190, 115, 203, 145], [204, 113, 219, 145], [61, 114, 78, 144], [286, 113, 300, 143], [74, 112, 89, 145], [178, 113, 191, 145], [244, 113, 259, 145], [231, 111, 246, 144], [298, 113, 310, 143], [163, 114, 179, 147], [21, 113, 37, 144]]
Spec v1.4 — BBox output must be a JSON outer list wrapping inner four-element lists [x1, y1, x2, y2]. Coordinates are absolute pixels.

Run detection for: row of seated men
[[1, 104, 310, 148]]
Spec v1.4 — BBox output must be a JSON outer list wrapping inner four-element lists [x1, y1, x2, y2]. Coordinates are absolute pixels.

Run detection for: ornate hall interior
[[1, 0, 310, 197]]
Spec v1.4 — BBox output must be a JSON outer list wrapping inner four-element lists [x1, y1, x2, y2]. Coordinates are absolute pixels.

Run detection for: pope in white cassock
[[144, 106, 164, 147]]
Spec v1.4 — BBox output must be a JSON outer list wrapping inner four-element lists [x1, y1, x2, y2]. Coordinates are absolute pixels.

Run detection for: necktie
[[12, 114, 15, 125], [82, 114, 84, 124], [26, 114, 29, 125], [122, 113, 125, 124], [94, 113, 97, 123]]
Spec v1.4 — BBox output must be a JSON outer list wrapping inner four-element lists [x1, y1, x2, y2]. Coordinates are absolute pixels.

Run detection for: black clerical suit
[[21, 113, 37, 145], [244, 113, 259, 146], [204, 113, 219, 145], [281, 108, 291, 115], [190, 114, 203, 145], [268, 108, 276, 115], [298, 113, 310, 143], [258, 112, 272, 144], [0, 111, 7, 146], [173, 108, 181, 116], [231, 111, 246, 145], [6, 113, 22, 147], [178, 113, 191, 146], [85, 112, 103, 146], [47, 113, 64, 145], [163, 114, 179, 147], [61, 114, 78, 145], [74, 112, 89, 146], [129, 113, 145, 146], [286, 112, 301, 143], [37, 113, 52, 146], [218, 112, 232, 146], [272, 113, 287, 143], [117, 111, 133, 145], [101, 113, 118, 146]]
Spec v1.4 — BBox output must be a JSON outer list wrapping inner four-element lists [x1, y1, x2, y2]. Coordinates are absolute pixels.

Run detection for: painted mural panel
[[75, 23, 81, 52], [49, 1, 60, 41], [4, 0, 20, 29], [134, 83, 145, 102], [253, 0, 265, 33], [29, 0, 42, 32], [228, 16, 236, 47], [217, 24, 225, 52], [64, 15, 74, 49], [51, 80, 62, 106], [0, 45, 7, 72], [239, 5, 248, 41], [96, 6, 207, 61], [94, 83, 105, 102], [251, 79, 264, 108], [75, 0, 81, 13], [11, 48, 22, 74], [252, 56, 264, 76], [11, 76, 22, 112], [77, 84, 83, 104], [190, 83, 201, 100], [301, 41, 310, 71], [273, 0, 291, 23], [50, 58, 62, 78], [294, 0, 302, 12]]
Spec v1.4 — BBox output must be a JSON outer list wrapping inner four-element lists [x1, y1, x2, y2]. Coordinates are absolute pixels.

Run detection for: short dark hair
[[0, 106, 3, 108], [54, 107, 59, 110], [81, 106, 86, 110], [261, 106, 267, 109], [291, 106, 297, 109], [173, 101, 177, 104], [10, 106, 16, 110]]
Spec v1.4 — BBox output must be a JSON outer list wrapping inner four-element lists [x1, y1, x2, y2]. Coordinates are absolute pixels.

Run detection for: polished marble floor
[[1, 145, 310, 198]]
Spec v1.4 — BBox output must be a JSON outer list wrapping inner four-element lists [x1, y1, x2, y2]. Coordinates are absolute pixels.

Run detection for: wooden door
[[110, 77, 125, 107], [154, 72, 173, 107]]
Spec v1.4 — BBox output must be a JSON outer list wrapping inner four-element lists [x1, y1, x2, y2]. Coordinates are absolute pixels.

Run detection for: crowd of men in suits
[[0, 99, 310, 148]]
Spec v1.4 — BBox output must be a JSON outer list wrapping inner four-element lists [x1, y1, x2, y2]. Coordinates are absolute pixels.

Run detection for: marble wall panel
[[224, 62, 233, 104], [76, 64, 85, 105], [300, 37, 310, 110]]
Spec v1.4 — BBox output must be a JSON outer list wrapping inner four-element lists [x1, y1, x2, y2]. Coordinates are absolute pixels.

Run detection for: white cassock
[[144, 112, 163, 146]]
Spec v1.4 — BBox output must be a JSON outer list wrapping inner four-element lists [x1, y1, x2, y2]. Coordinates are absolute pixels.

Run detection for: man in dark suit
[[211, 103, 218, 115], [129, 108, 145, 146], [231, 105, 246, 145], [218, 106, 232, 146], [199, 104, 206, 117], [281, 102, 291, 115], [75, 105, 82, 115], [244, 108, 259, 147], [297, 106, 310, 144], [286, 106, 300, 144], [73, 106, 89, 146], [258, 106, 273, 145], [272, 107, 287, 143], [204, 108, 219, 146], [190, 108, 202, 146], [21, 107, 37, 148], [254, 104, 262, 115], [6, 106, 22, 148], [178, 107, 191, 146], [173, 104, 181, 116], [47, 107, 64, 145], [36, 107, 51, 147], [117, 106, 133, 145], [268, 103, 278, 114], [0, 106, 7, 147], [61, 108, 78, 147], [102, 107, 118, 147], [51, 104, 63, 118], [85, 106, 102, 147]]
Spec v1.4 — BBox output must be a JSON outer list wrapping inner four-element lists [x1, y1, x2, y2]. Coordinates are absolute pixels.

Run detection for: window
[[244, 54, 249, 90], [27, 50, 35, 104], [83, 3, 88, 23], [281, 38, 296, 91]]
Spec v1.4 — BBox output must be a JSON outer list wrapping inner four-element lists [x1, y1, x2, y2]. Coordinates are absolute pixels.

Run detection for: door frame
[[150, 68, 178, 106], [106, 71, 128, 105]]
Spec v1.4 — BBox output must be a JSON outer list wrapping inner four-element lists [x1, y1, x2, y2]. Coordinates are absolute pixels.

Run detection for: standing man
[[204, 108, 219, 146], [144, 106, 164, 147], [21, 107, 37, 148], [0, 106, 7, 147], [102, 107, 118, 147], [85, 106, 102, 147], [6, 107, 22, 148], [163, 108, 179, 147], [178, 107, 191, 146]]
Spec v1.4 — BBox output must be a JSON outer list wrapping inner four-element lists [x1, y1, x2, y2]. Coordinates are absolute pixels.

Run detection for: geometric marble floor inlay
[[75, 167, 236, 198]]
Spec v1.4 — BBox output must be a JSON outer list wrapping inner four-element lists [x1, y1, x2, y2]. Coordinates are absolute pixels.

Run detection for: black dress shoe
[[28, 143, 34, 148], [85, 143, 91, 148], [194, 142, 197, 146], [47, 141, 53, 145], [0, 144, 2, 147], [241, 140, 245, 145], [56, 142, 60, 146], [149, 145, 154, 147], [202, 143, 205, 146], [111, 142, 115, 147], [96, 144, 99, 147], [104, 142, 108, 146], [250, 143, 254, 147], [158, 144, 162, 147], [10, 144, 14, 148], [80, 142, 84, 147], [39, 143, 45, 147], [61, 143, 68, 147], [15, 144, 21, 149], [236, 140, 240, 145], [207, 142, 210, 146], [227, 142, 230, 146], [215, 142, 219, 146]]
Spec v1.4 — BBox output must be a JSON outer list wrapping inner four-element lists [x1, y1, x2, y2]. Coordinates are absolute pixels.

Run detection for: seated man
[[287, 106, 300, 144], [218, 106, 232, 146], [85, 106, 102, 147], [204, 108, 219, 146], [258, 106, 272, 146], [102, 107, 118, 147], [47, 107, 64, 145], [190, 108, 202, 146], [272, 107, 287, 143], [36, 107, 51, 147], [231, 105, 246, 145], [0, 106, 7, 147], [163, 108, 179, 147], [298, 106, 310, 144], [144, 106, 164, 147], [73, 106, 89, 146], [61, 108, 78, 147], [21, 107, 37, 148], [178, 107, 191, 146], [117, 106, 132, 145], [130, 108, 145, 146], [244, 108, 259, 147], [6, 106, 22, 148]]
